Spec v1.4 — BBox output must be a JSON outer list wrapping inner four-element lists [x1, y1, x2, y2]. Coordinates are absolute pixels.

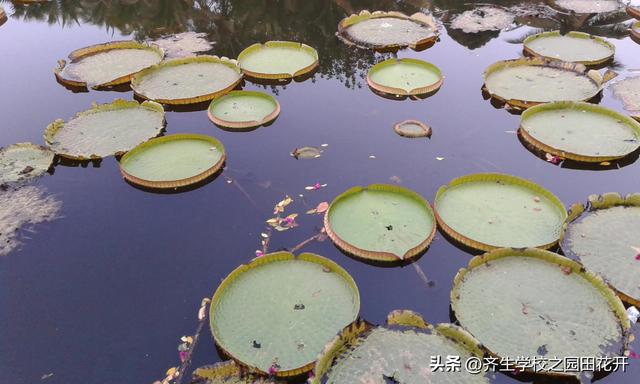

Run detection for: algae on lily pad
[[237, 41, 318, 80], [147, 32, 213, 58], [553, 0, 623, 14], [131, 55, 242, 105], [520, 101, 640, 162], [434, 173, 567, 251], [561, 193, 640, 307], [54, 41, 164, 89], [209, 252, 360, 377], [523, 31, 615, 66], [119, 134, 225, 190], [394, 120, 432, 138], [450, 6, 515, 33], [337, 10, 438, 50], [44, 99, 165, 160], [324, 184, 436, 262], [611, 76, 640, 121], [0, 143, 54, 186], [451, 248, 630, 376], [208, 91, 280, 130], [367, 58, 443, 97]]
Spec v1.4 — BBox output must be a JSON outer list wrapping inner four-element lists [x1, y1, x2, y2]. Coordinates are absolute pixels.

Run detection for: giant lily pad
[[561, 193, 640, 307], [629, 6, 640, 19], [44, 99, 165, 160], [520, 101, 640, 162], [367, 58, 443, 97], [523, 31, 615, 66], [147, 32, 213, 58], [451, 248, 630, 376], [54, 41, 164, 89], [450, 6, 515, 33], [552, 0, 623, 14], [311, 311, 489, 384], [324, 184, 436, 262], [611, 76, 640, 121], [237, 41, 318, 80], [337, 10, 438, 51], [0, 143, 54, 186], [434, 173, 567, 251], [131, 55, 242, 105], [209, 252, 360, 377], [119, 134, 225, 190], [208, 91, 280, 130]]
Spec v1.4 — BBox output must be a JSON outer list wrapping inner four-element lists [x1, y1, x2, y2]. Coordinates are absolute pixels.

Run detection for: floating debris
[[305, 183, 327, 191], [0, 143, 54, 186], [611, 76, 640, 121], [147, 32, 213, 58], [450, 6, 515, 34], [237, 41, 318, 80], [393, 119, 432, 138], [523, 31, 615, 66], [367, 58, 443, 97], [208, 91, 280, 130], [291, 146, 322, 159]]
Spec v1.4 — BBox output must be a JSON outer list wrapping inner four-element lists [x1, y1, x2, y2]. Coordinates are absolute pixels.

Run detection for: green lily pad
[[119, 134, 225, 190], [524, 31, 615, 66], [553, 0, 623, 14], [237, 41, 318, 80], [451, 248, 630, 376], [131, 55, 242, 105], [209, 252, 360, 377], [434, 173, 567, 251], [450, 6, 514, 34], [611, 76, 640, 121], [208, 91, 280, 130], [44, 99, 165, 160], [193, 361, 283, 383], [54, 41, 164, 89], [325, 184, 436, 262], [561, 193, 640, 307], [367, 58, 443, 97], [0, 143, 54, 186]]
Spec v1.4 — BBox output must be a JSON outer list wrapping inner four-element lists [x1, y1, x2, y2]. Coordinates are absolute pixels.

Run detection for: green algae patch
[[0, 143, 54, 186], [524, 31, 614, 66], [208, 91, 280, 130], [237, 41, 318, 80], [367, 58, 443, 97]]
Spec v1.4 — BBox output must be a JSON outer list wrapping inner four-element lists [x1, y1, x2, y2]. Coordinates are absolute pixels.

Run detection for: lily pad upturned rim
[[324, 184, 437, 263], [237, 41, 319, 80], [207, 90, 281, 129], [119, 133, 225, 190], [54, 40, 164, 89], [519, 101, 640, 162], [560, 192, 640, 307], [0, 142, 55, 184], [434, 173, 567, 252], [209, 251, 361, 377], [523, 31, 615, 66], [130, 55, 243, 105], [393, 119, 432, 138], [336, 10, 439, 51], [0, 6, 7, 24], [367, 58, 444, 97], [627, 5, 640, 20], [631, 21, 640, 42]]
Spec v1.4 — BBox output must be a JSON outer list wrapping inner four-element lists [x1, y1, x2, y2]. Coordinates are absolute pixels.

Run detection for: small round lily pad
[[450, 6, 514, 34], [44, 99, 165, 160], [0, 143, 54, 186], [520, 101, 640, 162], [131, 55, 242, 105], [337, 10, 438, 51], [561, 193, 640, 307], [208, 91, 280, 130], [237, 41, 318, 80], [54, 41, 164, 89], [119, 134, 225, 190], [367, 58, 443, 97], [434, 173, 567, 251], [552, 0, 623, 14], [209, 252, 360, 377], [524, 31, 615, 66], [324, 184, 436, 262], [393, 119, 432, 138], [629, 6, 640, 19], [451, 248, 630, 377]]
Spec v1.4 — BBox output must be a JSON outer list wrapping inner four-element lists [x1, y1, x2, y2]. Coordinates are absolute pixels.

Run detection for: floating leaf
[[273, 196, 293, 214], [0, 6, 6, 26], [553, 0, 623, 14], [305, 183, 326, 191], [306, 202, 329, 215], [393, 119, 432, 138], [147, 32, 213, 58], [632, 21, 640, 44], [0, 143, 54, 186], [367, 58, 443, 97], [208, 91, 280, 130], [193, 361, 283, 383], [523, 31, 615, 66], [291, 146, 322, 159], [237, 41, 318, 80], [451, 6, 515, 34], [610, 76, 640, 120], [629, 6, 640, 19]]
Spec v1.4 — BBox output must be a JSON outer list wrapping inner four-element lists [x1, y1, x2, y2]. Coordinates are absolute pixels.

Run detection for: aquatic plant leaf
[[208, 91, 280, 130], [44, 99, 165, 160], [553, 0, 623, 14], [209, 252, 360, 376], [367, 58, 443, 97], [237, 41, 318, 80], [393, 120, 432, 138], [0, 143, 54, 186], [325, 184, 436, 262], [629, 6, 640, 20], [434, 173, 567, 251], [291, 146, 322, 159], [524, 31, 615, 66], [0, 6, 6, 26], [147, 32, 213, 58], [307, 202, 329, 215], [451, 248, 630, 376], [193, 361, 283, 383], [273, 196, 293, 215], [450, 6, 515, 33], [632, 21, 640, 43], [119, 134, 225, 190], [611, 76, 640, 120]]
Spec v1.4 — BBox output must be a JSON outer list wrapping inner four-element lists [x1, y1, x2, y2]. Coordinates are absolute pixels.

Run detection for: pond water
[[1, 1, 639, 383]]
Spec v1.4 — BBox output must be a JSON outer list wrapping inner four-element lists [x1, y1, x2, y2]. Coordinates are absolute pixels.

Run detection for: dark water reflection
[[0, 1, 639, 383]]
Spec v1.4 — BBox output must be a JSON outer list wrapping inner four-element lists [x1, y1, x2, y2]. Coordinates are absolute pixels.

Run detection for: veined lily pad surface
[[561, 193, 640, 306], [208, 91, 280, 130], [119, 134, 225, 190], [312, 311, 489, 384], [237, 41, 318, 80], [0, 143, 54, 186], [434, 174, 567, 251], [337, 10, 438, 50], [147, 32, 213, 58], [451, 248, 629, 375], [209, 252, 359, 376], [324, 184, 436, 262], [524, 31, 615, 65], [367, 58, 443, 97], [450, 6, 515, 33], [54, 41, 164, 88], [553, 0, 623, 14], [131, 55, 242, 105], [520, 102, 640, 162], [44, 99, 165, 160]]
